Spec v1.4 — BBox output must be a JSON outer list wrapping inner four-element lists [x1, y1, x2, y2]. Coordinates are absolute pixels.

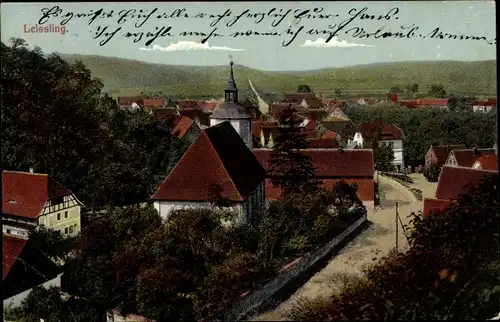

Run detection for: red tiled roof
[[264, 178, 374, 201], [152, 122, 265, 202], [254, 148, 374, 177], [423, 198, 456, 217], [170, 116, 194, 139], [143, 98, 165, 108], [3, 234, 27, 279], [472, 98, 497, 107], [321, 130, 337, 139], [152, 108, 177, 120], [416, 99, 448, 106], [2, 171, 72, 219], [473, 154, 498, 171], [358, 122, 405, 140], [431, 144, 467, 165], [179, 108, 211, 126], [177, 100, 201, 109], [117, 96, 143, 106], [298, 109, 328, 121], [450, 148, 495, 167], [306, 138, 340, 149], [435, 166, 498, 200], [282, 92, 316, 104]]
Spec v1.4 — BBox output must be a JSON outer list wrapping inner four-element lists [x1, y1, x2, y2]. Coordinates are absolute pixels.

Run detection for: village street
[[252, 174, 422, 321]]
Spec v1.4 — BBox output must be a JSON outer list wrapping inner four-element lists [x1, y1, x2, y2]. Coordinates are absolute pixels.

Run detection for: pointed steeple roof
[[226, 59, 238, 92]]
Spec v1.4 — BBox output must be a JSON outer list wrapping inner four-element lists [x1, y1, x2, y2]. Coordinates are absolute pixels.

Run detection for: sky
[[1, 1, 496, 71]]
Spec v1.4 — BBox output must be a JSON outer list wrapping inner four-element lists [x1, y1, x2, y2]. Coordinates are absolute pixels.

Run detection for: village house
[[423, 165, 498, 217], [445, 148, 496, 168], [170, 116, 201, 144], [3, 234, 62, 308], [322, 118, 357, 145], [281, 92, 325, 109], [424, 144, 467, 169], [209, 61, 254, 149], [142, 98, 165, 109], [117, 96, 144, 110], [400, 98, 449, 109], [357, 122, 406, 172], [472, 154, 498, 171], [2, 170, 83, 239], [253, 148, 375, 209], [472, 98, 496, 113], [151, 122, 266, 226]]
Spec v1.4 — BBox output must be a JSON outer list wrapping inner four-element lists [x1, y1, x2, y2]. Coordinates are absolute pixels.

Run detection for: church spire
[[225, 56, 238, 103]]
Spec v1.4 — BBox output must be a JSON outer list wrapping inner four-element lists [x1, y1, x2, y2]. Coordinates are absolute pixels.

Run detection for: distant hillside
[[61, 54, 497, 99]]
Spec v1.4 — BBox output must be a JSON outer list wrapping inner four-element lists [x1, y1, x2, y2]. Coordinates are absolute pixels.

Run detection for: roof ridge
[[3, 170, 48, 176]]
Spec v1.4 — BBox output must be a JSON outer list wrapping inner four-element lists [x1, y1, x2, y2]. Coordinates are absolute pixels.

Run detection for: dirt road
[[252, 175, 421, 321]]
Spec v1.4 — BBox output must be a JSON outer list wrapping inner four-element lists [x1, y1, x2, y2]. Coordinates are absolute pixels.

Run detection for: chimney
[[29, 167, 34, 173]]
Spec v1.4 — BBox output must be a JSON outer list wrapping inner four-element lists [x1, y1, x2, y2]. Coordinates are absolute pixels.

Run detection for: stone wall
[[223, 212, 368, 321]]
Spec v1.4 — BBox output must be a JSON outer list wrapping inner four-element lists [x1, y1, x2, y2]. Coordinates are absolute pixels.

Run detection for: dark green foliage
[[428, 84, 447, 98], [29, 227, 75, 262], [375, 144, 396, 172], [1, 39, 179, 210], [268, 105, 320, 195], [296, 84, 312, 93], [344, 105, 496, 167], [291, 174, 499, 321], [423, 164, 442, 182], [448, 94, 475, 111]]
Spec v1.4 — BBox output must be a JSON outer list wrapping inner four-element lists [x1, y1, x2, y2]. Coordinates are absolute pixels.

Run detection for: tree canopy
[[1, 38, 180, 210], [296, 84, 312, 93]]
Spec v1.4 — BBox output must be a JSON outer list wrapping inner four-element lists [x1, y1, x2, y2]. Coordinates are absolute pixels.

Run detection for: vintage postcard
[[1, 1, 498, 321]]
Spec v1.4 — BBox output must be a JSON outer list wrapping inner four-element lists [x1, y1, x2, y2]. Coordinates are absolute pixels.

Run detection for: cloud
[[300, 37, 372, 48], [139, 41, 245, 52]]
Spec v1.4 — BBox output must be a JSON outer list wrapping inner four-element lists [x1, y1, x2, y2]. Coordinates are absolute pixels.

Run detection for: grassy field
[[61, 54, 497, 100]]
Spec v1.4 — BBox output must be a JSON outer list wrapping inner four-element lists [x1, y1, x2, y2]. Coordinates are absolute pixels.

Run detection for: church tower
[[209, 59, 253, 149]]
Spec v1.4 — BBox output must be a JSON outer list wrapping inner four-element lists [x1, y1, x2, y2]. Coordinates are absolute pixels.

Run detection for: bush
[[423, 164, 442, 182], [283, 235, 311, 254]]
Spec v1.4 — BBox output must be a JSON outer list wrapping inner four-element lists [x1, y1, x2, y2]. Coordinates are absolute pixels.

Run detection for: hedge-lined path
[[252, 175, 421, 321]]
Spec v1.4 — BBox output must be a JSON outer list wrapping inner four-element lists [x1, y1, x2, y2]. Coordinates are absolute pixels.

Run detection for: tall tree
[[268, 105, 319, 194], [428, 84, 447, 98], [296, 84, 312, 93]]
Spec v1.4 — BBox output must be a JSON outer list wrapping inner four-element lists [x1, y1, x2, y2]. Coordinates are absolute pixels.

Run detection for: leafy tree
[[448, 94, 475, 111], [29, 227, 75, 262], [290, 173, 499, 321], [268, 104, 319, 194], [389, 85, 403, 94], [428, 84, 447, 98], [423, 164, 441, 182], [334, 88, 342, 97], [296, 84, 312, 93], [374, 144, 396, 172]]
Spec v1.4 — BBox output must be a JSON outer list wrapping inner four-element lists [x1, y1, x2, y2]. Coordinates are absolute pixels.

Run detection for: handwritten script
[[37, 5, 496, 47]]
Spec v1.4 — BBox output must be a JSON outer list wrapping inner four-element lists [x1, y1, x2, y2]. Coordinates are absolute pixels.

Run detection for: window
[[65, 227, 69, 234], [69, 226, 73, 234], [57, 213, 61, 220], [6, 229, 11, 234], [64, 211, 68, 218], [389, 142, 394, 148]]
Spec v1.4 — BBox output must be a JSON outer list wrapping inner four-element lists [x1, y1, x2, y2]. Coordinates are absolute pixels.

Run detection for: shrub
[[282, 235, 311, 255], [423, 164, 441, 182]]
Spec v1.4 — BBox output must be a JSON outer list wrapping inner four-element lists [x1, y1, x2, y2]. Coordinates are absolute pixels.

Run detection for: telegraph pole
[[395, 202, 399, 251]]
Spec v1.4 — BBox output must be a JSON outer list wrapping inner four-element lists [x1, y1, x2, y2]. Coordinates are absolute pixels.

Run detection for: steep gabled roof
[[452, 148, 496, 167], [431, 144, 467, 165], [3, 234, 28, 280], [435, 166, 498, 200], [143, 98, 165, 108], [152, 122, 265, 202], [473, 154, 498, 171], [357, 122, 405, 140], [170, 116, 194, 139], [2, 171, 73, 219]]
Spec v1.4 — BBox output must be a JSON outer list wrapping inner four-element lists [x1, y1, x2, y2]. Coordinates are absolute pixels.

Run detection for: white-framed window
[[57, 213, 61, 220], [65, 227, 69, 234], [64, 211, 68, 218]]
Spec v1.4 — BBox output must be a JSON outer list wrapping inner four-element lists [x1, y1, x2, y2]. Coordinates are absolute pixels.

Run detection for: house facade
[[445, 148, 496, 168], [472, 98, 496, 113], [151, 122, 266, 226], [171, 116, 202, 144], [425, 144, 466, 169], [2, 171, 83, 238]]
